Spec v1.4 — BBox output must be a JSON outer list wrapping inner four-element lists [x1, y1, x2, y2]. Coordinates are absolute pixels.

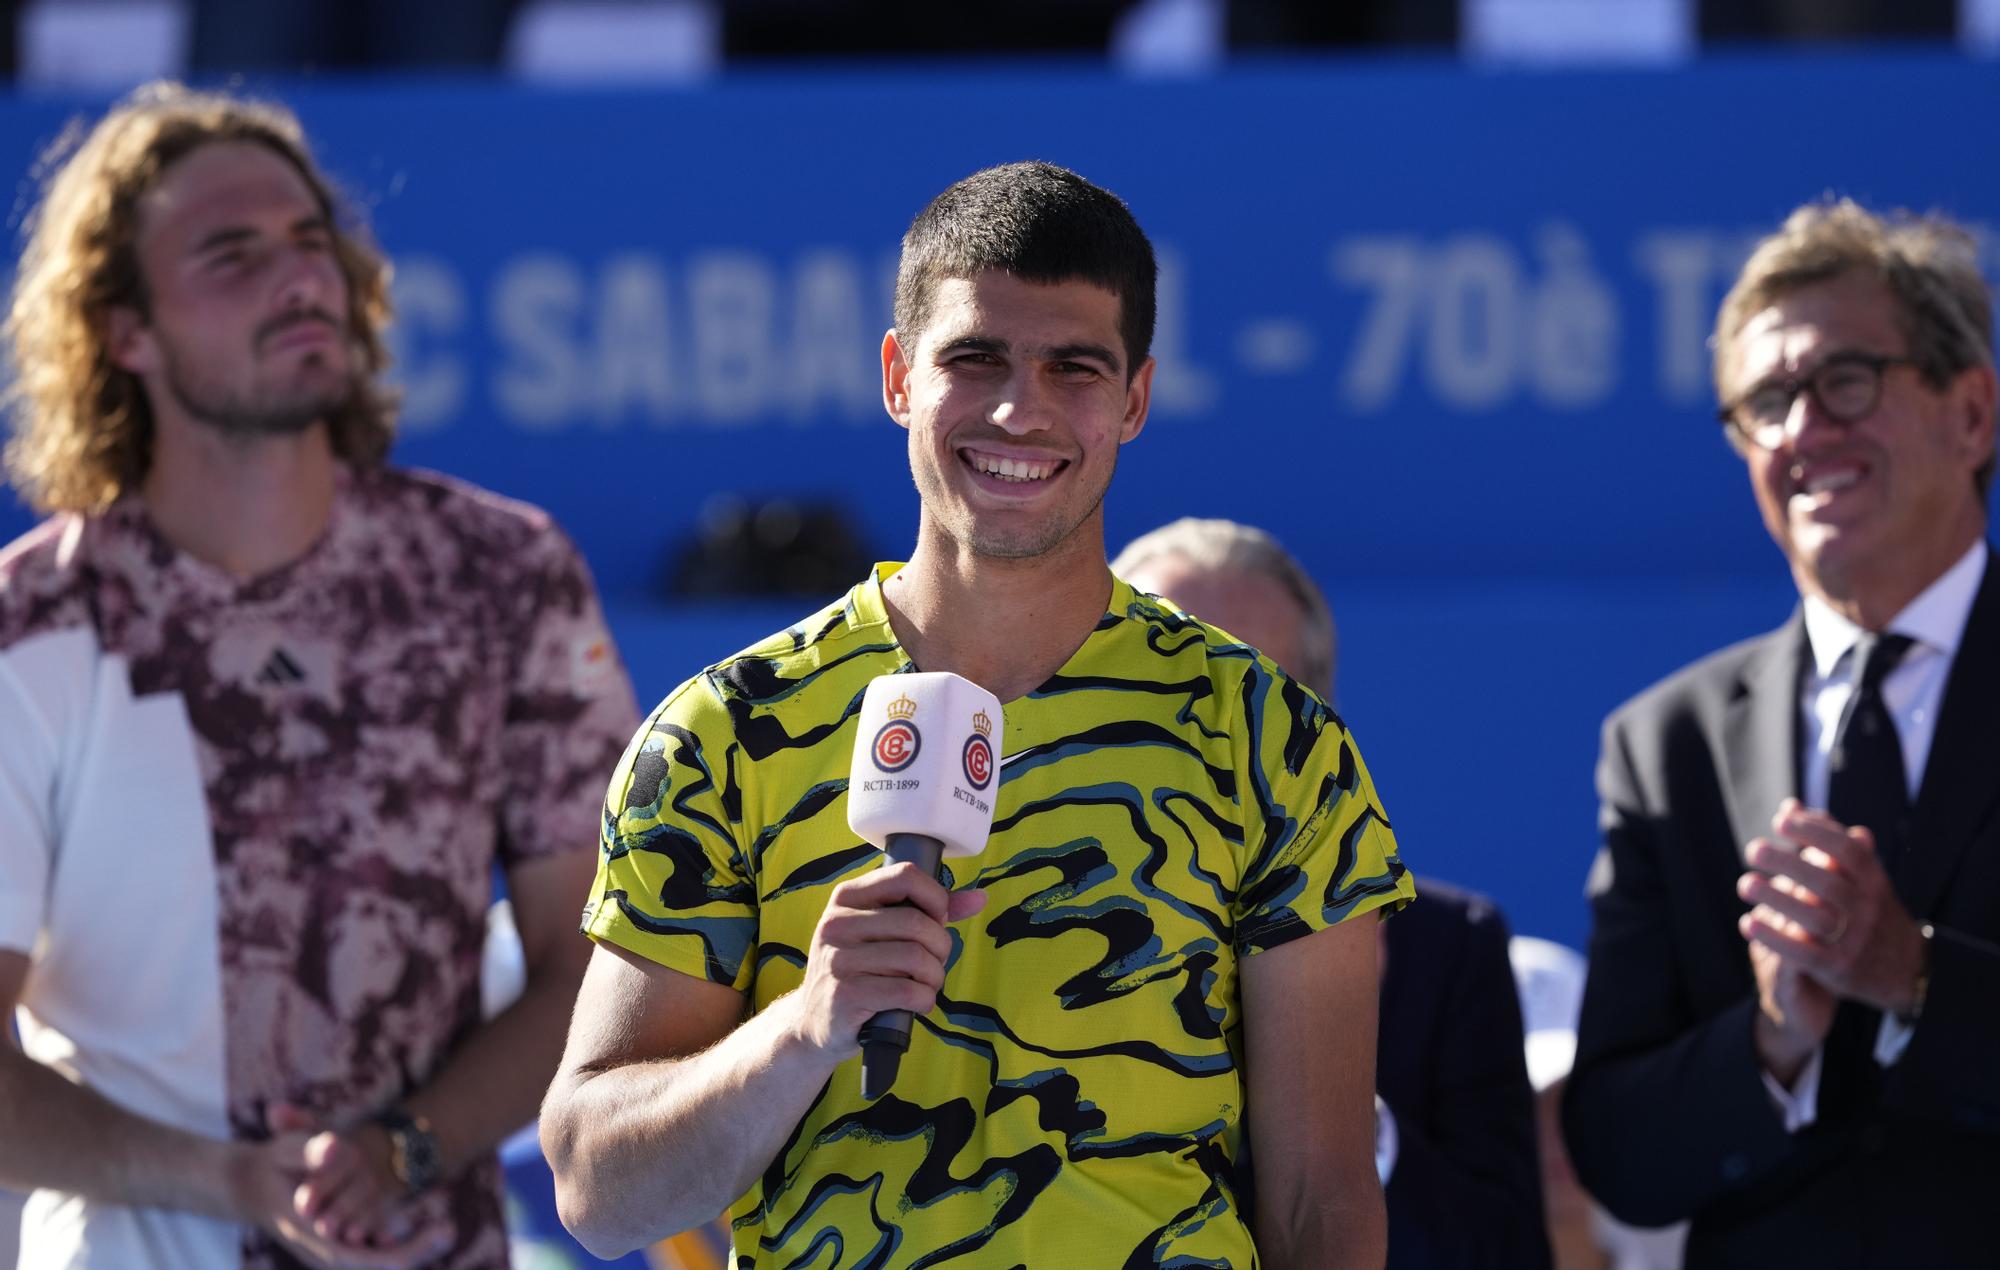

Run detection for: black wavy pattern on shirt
[[752, 941, 807, 974], [1033, 667, 1232, 746], [1118, 1137, 1242, 1270], [601, 890, 746, 981], [779, 1094, 1061, 1270], [995, 719, 1237, 803], [764, 840, 873, 902], [612, 722, 733, 853], [747, 779, 853, 877], [1276, 674, 1326, 776], [711, 640, 898, 763], [980, 819, 1227, 1030], [931, 993, 1229, 1079]]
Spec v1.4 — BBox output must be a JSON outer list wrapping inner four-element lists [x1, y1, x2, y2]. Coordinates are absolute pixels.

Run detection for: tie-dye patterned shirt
[[583, 563, 1412, 1267], [0, 465, 637, 1269]]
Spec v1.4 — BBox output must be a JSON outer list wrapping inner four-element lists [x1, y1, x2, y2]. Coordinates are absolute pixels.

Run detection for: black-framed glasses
[[1716, 352, 1919, 451]]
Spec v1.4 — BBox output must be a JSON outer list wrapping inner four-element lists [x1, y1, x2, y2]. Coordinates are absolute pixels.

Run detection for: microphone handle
[[858, 832, 946, 1101]]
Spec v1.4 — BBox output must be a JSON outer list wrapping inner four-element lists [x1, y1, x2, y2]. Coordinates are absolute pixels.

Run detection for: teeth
[[1799, 469, 1861, 496], [968, 453, 1057, 482]]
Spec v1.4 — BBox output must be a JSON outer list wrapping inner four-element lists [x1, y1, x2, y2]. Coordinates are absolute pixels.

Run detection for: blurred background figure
[[0, 82, 637, 1267], [1115, 517, 1550, 1270], [1512, 936, 1686, 1270]]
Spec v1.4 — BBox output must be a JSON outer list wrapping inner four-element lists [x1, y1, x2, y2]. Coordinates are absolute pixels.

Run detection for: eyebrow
[[189, 213, 330, 258], [936, 335, 1123, 373], [1744, 346, 1893, 390]]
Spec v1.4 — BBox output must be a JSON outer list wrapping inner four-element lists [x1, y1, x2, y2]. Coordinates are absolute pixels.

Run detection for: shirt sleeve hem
[[582, 903, 746, 990]]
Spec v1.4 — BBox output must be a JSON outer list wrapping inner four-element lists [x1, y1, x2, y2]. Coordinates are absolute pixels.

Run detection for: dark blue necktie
[[1817, 633, 1917, 1119], [1825, 632, 1916, 871]]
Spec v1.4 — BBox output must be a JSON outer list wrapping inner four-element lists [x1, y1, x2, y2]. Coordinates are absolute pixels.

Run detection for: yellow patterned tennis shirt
[[583, 563, 1412, 1267]]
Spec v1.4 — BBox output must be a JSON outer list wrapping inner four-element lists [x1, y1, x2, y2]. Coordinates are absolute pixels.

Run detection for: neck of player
[[141, 415, 339, 581], [885, 516, 1112, 703]]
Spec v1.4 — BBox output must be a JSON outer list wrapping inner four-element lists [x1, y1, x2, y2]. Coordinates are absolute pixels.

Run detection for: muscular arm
[[1244, 916, 1386, 1270], [541, 862, 981, 1260], [0, 950, 443, 1264], [0, 950, 238, 1215], [539, 943, 819, 1257]]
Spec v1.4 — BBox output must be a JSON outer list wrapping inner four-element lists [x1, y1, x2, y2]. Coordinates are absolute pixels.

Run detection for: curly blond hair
[[3, 82, 397, 514]]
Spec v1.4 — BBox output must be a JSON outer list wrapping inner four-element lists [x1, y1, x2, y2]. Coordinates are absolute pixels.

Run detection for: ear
[[1951, 361, 1998, 473], [103, 303, 159, 376], [881, 329, 913, 430], [1118, 357, 1156, 445]]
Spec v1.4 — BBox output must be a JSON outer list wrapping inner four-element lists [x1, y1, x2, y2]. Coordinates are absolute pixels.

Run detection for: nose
[[1780, 383, 1845, 452], [988, 368, 1054, 435], [277, 244, 338, 312]]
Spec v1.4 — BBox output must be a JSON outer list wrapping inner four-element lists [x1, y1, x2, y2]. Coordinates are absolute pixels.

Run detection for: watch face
[[401, 1125, 444, 1193]]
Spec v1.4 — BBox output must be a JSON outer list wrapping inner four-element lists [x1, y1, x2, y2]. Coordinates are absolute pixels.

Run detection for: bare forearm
[[399, 964, 583, 1174], [543, 991, 836, 1258], [1256, 1179, 1386, 1270], [0, 1048, 243, 1219]]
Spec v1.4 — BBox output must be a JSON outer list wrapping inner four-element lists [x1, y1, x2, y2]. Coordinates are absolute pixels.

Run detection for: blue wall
[[2, 53, 1992, 948]]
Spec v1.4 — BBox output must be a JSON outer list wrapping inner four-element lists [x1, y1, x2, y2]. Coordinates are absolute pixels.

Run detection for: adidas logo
[[257, 647, 307, 687]]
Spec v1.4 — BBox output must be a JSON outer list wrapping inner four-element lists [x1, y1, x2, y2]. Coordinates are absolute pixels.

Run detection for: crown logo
[[885, 693, 918, 721], [970, 709, 993, 738]]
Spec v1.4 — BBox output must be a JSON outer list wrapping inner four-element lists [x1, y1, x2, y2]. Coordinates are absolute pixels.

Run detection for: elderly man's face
[[1123, 552, 1310, 685]]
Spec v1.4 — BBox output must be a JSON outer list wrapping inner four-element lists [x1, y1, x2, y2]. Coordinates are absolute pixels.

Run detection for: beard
[[158, 322, 361, 441]]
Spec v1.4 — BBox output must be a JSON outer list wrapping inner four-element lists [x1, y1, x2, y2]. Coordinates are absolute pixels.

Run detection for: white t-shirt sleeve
[[0, 650, 56, 954]]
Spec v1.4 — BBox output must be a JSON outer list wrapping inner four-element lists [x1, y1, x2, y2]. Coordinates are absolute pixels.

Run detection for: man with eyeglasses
[[1563, 198, 2000, 1268]]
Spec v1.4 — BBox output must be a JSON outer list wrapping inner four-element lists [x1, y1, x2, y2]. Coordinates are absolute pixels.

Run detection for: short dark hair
[[893, 161, 1157, 377]]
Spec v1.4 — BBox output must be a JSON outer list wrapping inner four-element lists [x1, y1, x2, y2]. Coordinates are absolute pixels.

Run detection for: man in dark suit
[[1116, 518, 1550, 1270], [1565, 199, 2000, 1268]]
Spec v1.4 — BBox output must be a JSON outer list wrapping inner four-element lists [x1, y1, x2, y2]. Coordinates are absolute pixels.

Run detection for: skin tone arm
[[541, 862, 985, 1261], [288, 849, 601, 1243], [0, 950, 450, 1268], [1243, 915, 1388, 1270]]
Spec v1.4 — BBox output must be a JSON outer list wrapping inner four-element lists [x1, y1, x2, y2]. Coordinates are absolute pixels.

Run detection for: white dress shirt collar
[[1802, 539, 1988, 679]]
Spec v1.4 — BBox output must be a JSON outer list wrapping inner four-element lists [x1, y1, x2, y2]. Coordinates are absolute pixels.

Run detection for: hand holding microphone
[[820, 672, 1001, 1100]]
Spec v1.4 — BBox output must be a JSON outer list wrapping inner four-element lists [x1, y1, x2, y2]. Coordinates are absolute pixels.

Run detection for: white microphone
[[845, 671, 1002, 1099]]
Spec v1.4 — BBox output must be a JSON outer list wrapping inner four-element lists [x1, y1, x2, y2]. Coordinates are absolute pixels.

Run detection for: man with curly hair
[[0, 84, 636, 1269]]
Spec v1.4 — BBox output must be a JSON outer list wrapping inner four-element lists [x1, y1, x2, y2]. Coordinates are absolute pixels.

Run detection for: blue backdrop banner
[[0, 53, 1992, 946]]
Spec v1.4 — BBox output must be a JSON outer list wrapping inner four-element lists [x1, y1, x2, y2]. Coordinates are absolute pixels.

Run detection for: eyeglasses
[[1716, 352, 1918, 451]]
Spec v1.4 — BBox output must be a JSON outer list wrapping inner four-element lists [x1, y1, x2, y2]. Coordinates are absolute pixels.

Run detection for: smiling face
[[1724, 269, 1994, 615], [884, 270, 1153, 563], [109, 140, 359, 440]]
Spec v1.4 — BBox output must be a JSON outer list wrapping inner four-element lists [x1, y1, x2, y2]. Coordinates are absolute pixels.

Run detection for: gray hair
[[1111, 517, 1337, 697]]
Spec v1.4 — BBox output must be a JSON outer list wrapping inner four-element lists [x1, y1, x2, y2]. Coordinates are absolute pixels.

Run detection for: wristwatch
[[374, 1108, 443, 1194]]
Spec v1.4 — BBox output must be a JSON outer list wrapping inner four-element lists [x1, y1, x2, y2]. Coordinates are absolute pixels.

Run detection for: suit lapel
[[1723, 616, 1808, 865], [1902, 554, 2000, 919]]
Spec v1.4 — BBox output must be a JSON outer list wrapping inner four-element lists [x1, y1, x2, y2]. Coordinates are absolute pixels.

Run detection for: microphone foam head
[[847, 671, 1004, 858]]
